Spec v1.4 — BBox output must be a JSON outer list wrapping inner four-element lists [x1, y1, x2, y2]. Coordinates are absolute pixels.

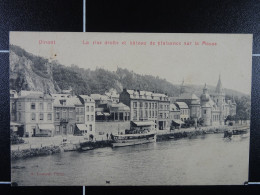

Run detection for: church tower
[[200, 83, 212, 126], [214, 74, 225, 124]]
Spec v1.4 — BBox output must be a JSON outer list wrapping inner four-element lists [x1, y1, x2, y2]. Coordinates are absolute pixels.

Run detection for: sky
[[10, 32, 253, 94]]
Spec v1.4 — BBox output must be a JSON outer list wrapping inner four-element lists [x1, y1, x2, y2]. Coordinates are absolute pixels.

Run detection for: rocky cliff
[[9, 49, 60, 93]]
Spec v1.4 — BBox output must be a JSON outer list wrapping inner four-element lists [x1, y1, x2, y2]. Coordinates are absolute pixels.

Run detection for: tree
[[198, 118, 204, 126]]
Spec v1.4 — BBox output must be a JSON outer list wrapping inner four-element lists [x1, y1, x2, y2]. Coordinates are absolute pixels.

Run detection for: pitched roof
[[175, 102, 189, 109], [170, 104, 180, 111], [125, 89, 168, 100], [19, 93, 53, 100], [78, 95, 94, 102], [91, 94, 110, 101], [178, 93, 199, 100]]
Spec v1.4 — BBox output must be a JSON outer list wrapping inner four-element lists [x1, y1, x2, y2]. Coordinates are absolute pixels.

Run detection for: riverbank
[[11, 145, 61, 160], [11, 124, 249, 160]]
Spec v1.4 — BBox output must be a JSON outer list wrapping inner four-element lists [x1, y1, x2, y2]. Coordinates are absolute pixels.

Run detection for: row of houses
[[10, 76, 237, 138]]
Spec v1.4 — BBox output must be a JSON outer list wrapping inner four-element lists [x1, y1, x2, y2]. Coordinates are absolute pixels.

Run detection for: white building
[[78, 95, 96, 140]]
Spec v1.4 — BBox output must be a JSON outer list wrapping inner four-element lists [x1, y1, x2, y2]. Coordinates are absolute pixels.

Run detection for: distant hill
[[9, 45, 248, 99]]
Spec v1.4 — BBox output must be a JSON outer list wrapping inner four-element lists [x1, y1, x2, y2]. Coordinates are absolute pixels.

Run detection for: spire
[[215, 74, 223, 94], [204, 83, 207, 89], [180, 78, 185, 95], [203, 83, 208, 93]]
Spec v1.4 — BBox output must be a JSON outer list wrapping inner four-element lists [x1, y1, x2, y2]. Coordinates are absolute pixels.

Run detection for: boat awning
[[132, 121, 156, 126], [96, 112, 104, 116], [38, 124, 55, 131], [76, 124, 87, 131], [172, 119, 184, 125], [10, 122, 23, 126], [103, 112, 110, 116]]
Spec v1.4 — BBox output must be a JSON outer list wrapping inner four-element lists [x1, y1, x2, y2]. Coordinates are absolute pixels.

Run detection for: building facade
[[16, 93, 54, 137], [52, 94, 76, 136], [119, 89, 160, 131], [175, 102, 190, 122], [154, 93, 170, 130], [78, 95, 96, 139]]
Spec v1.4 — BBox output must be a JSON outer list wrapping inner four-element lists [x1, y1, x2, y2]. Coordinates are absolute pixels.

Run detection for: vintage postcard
[[10, 32, 252, 186]]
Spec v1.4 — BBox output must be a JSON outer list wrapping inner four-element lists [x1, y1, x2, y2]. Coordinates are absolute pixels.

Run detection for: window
[[18, 102, 21, 110], [56, 112, 60, 120], [47, 103, 52, 110], [76, 116, 80, 122], [164, 113, 167, 118], [140, 102, 143, 108], [91, 115, 94, 121], [155, 111, 157, 116], [69, 111, 73, 118], [133, 102, 137, 108], [125, 112, 128, 121], [145, 103, 148, 108], [39, 113, 44, 121], [149, 110, 151, 118], [87, 115, 89, 121], [39, 103, 44, 110], [204, 110, 206, 114], [18, 112, 21, 121], [86, 106, 89, 112], [155, 103, 157, 109], [31, 103, 36, 110], [48, 113, 52, 120], [91, 106, 94, 112], [152, 103, 154, 109], [133, 110, 137, 119], [89, 125, 92, 131], [62, 111, 66, 118], [152, 111, 154, 117], [55, 126, 60, 132], [149, 103, 151, 109], [160, 113, 163, 119], [31, 113, 36, 121], [140, 110, 143, 118]]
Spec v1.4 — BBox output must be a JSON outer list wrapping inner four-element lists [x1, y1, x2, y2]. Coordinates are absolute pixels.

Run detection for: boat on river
[[111, 131, 156, 148], [224, 127, 249, 139]]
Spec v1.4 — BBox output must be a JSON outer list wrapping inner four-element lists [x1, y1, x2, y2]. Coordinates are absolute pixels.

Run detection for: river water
[[11, 133, 249, 186]]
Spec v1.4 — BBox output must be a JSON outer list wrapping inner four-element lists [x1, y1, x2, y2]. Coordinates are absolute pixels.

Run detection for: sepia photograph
[[9, 32, 252, 186]]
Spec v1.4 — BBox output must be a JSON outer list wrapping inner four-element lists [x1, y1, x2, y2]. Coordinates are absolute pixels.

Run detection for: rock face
[[9, 50, 60, 93]]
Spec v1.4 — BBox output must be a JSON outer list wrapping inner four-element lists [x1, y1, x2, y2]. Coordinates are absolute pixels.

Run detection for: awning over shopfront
[[10, 122, 23, 127], [76, 124, 87, 131], [132, 121, 156, 127], [38, 124, 55, 131], [172, 119, 184, 125], [96, 112, 104, 116], [103, 112, 110, 116]]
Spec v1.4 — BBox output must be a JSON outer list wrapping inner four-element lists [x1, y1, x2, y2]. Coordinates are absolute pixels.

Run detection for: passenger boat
[[111, 131, 156, 148]]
